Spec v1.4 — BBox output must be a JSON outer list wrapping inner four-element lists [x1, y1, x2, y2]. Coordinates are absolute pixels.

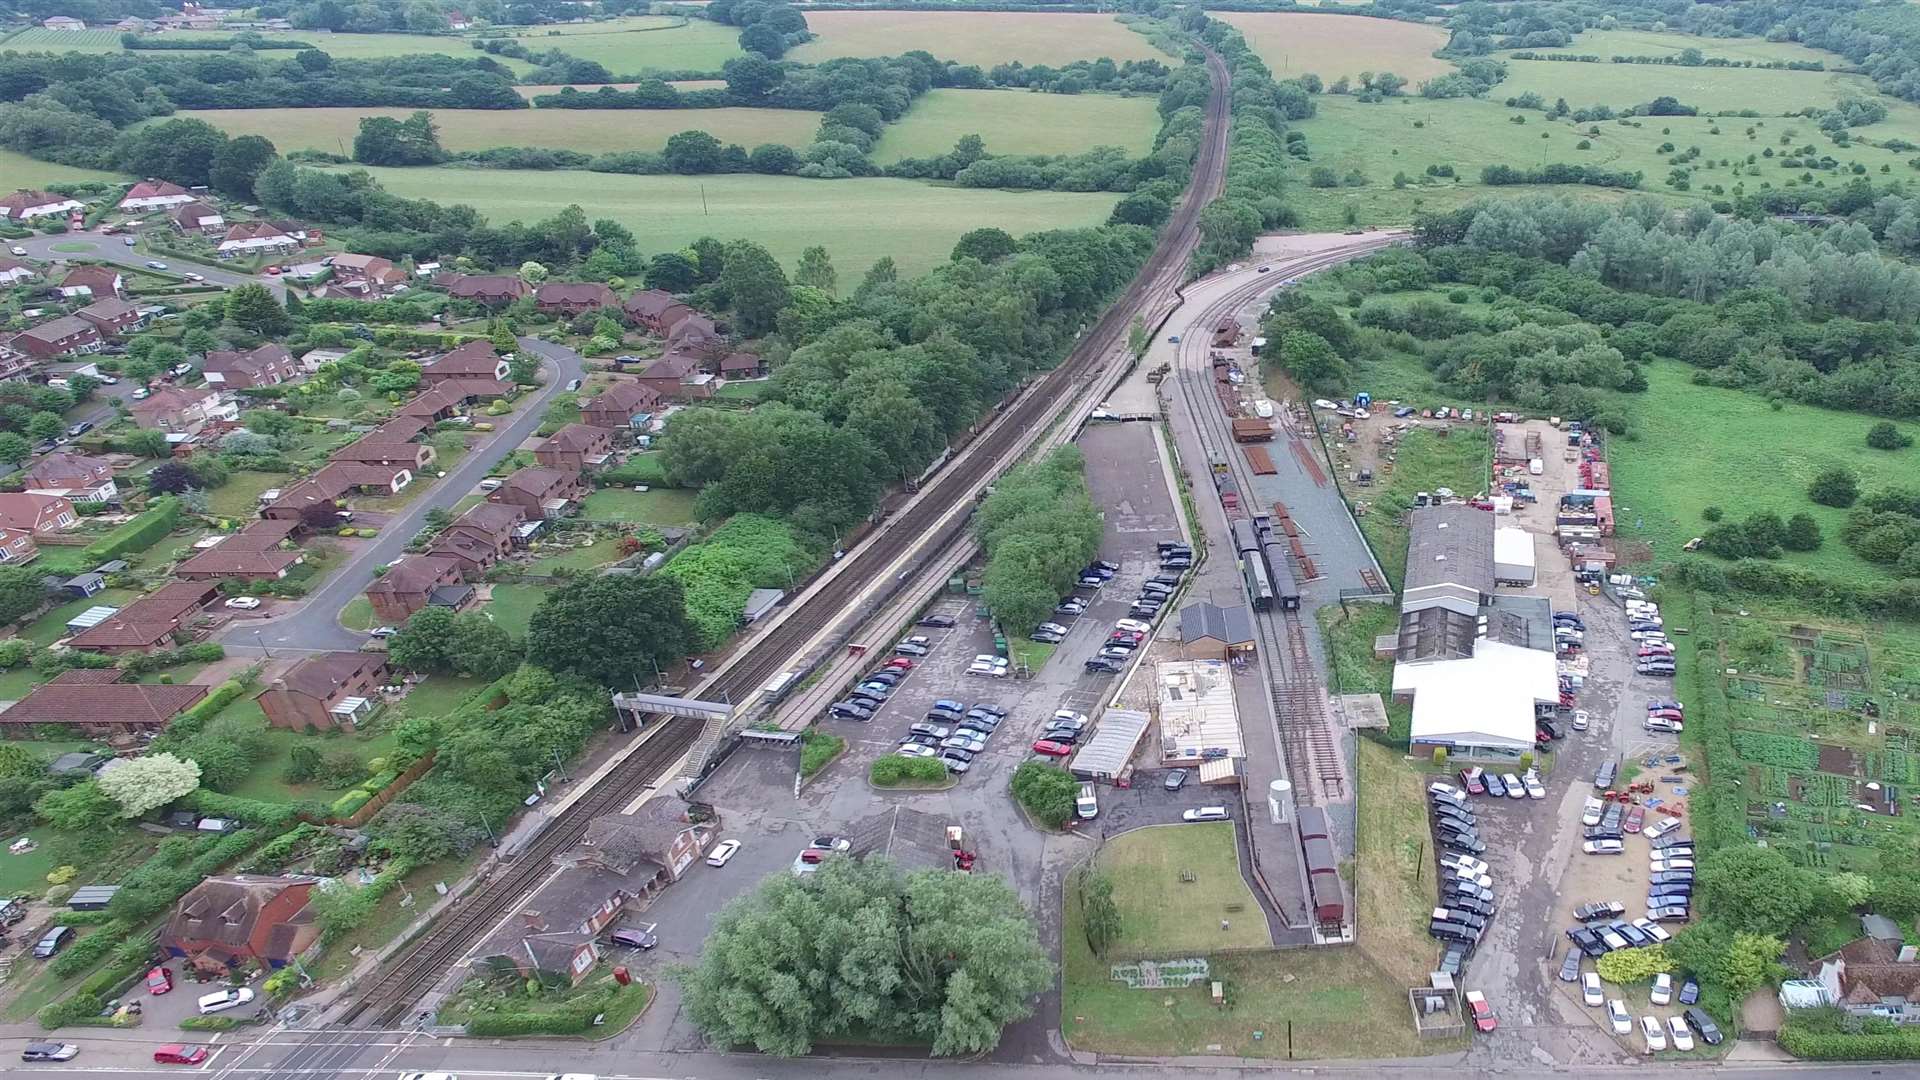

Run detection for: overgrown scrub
[[799, 730, 844, 778], [463, 980, 643, 1037], [663, 515, 818, 649], [1011, 760, 1078, 828], [870, 754, 947, 787]]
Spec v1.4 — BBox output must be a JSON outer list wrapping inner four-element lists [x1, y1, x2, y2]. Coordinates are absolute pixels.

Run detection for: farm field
[[1607, 363, 1920, 588], [2, 26, 536, 71], [1496, 57, 1866, 114], [789, 11, 1165, 66], [353, 166, 1122, 277], [512, 79, 726, 98], [1216, 11, 1453, 82], [1508, 28, 1841, 66], [870, 89, 1159, 164], [0, 147, 121, 186], [492, 17, 742, 73], [174, 106, 821, 155]]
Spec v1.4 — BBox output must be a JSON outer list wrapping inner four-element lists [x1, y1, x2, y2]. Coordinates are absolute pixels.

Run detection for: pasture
[[1216, 12, 1453, 82], [0, 148, 120, 186], [1510, 28, 1841, 67], [870, 89, 1160, 163], [788, 11, 1165, 66], [2, 26, 534, 71], [353, 166, 1121, 277], [174, 106, 820, 155], [1496, 57, 1863, 114], [488, 17, 741, 73]]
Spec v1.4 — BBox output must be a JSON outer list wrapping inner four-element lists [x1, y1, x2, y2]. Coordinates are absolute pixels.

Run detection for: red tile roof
[[540, 423, 608, 453], [424, 340, 504, 377], [0, 669, 208, 727], [121, 178, 189, 201]]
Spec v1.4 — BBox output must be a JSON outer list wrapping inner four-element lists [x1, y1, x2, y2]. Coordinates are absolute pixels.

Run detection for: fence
[[337, 750, 438, 828]]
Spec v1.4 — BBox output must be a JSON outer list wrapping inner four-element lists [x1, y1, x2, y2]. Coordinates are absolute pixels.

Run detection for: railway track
[[309, 47, 1237, 1048]]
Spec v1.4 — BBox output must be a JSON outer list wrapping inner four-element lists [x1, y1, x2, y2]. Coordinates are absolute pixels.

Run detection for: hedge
[[1779, 1024, 1920, 1060], [178, 1015, 242, 1031], [182, 790, 311, 828], [80, 496, 181, 564], [38, 932, 155, 1029], [154, 679, 250, 748], [49, 921, 132, 979], [869, 755, 947, 786], [463, 983, 637, 1037]]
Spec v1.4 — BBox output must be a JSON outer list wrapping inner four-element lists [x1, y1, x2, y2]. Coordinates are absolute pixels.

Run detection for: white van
[[196, 987, 255, 1015], [1076, 784, 1098, 820]]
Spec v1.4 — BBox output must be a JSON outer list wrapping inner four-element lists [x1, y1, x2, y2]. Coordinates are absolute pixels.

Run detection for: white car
[[1115, 619, 1152, 634], [1584, 839, 1624, 855], [1036, 622, 1070, 636], [1641, 1014, 1667, 1053], [184, 272, 204, 282], [1645, 816, 1683, 840], [370, 625, 399, 637], [197, 987, 255, 1015], [1667, 1015, 1694, 1051], [1052, 710, 1089, 728], [1581, 796, 1605, 826], [1501, 773, 1526, 799], [1522, 773, 1546, 800], [224, 596, 263, 610], [705, 839, 741, 867], [8, 245, 25, 256], [897, 744, 937, 758], [1632, 917, 1671, 943], [1451, 869, 1494, 889], [1582, 972, 1604, 1007], [1650, 858, 1695, 873], [1571, 709, 1590, 731], [1429, 781, 1469, 801], [1442, 854, 1489, 876], [1182, 806, 1230, 822], [1606, 999, 1632, 1035], [1651, 972, 1673, 1006]]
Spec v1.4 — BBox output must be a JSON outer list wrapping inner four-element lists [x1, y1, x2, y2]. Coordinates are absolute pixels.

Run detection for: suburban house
[[12, 316, 103, 360], [426, 501, 524, 574], [74, 297, 147, 336], [0, 339, 31, 382], [1813, 935, 1920, 1023], [0, 492, 78, 534], [437, 376, 515, 402], [160, 875, 321, 974], [130, 386, 228, 434], [367, 415, 430, 443], [580, 380, 662, 430], [118, 178, 196, 212], [395, 387, 464, 422], [328, 253, 407, 296], [623, 289, 694, 334], [256, 651, 390, 732], [174, 519, 303, 581], [0, 527, 37, 564], [331, 437, 434, 470], [421, 340, 510, 386], [535, 423, 613, 473], [0, 190, 83, 223], [25, 452, 117, 503], [669, 313, 728, 360], [171, 201, 225, 234], [635, 351, 712, 402], [57, 265, 124, 300], [0, 670, 208, 738], [565, 798, 715, 885], [444, 274, 531, 306], [0, 257, 37, 287], [40, 16, 86, 31], [311, 461, 412, 497], [720, 351, 766, 379], [203, 344, 298, 388], [535, 281, 618, 317], [66, 581, 220, 653], [217, 222, 300, 257], [488, 467, 583, 519], [365, 555, 464, 624]]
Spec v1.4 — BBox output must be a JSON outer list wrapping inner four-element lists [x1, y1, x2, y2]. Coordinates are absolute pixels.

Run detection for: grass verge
[[1097, 823, 1271, 954], [1355, 738, 1438, 987]]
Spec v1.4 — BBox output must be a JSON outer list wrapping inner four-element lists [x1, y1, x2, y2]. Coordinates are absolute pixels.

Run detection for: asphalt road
[[219, 336, 582, 653], [12, 230, 288, 297]]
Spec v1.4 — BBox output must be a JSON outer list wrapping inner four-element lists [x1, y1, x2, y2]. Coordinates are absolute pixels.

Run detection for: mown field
[[174, 106, 821, 155], [353, 166, 1120, 277], [0, 147, 120, 186], [1608, 363, 1920, 588], [3, 25, 533, 72], [1508, 28, 1841, 66], [870, 89, 1160, 163], [1496, 57, 1866, 114], [484, 17, 742, 73], [1216, 11, 1453, 82], [512, 79, 726, 98], [788, 10, 1164, 66]]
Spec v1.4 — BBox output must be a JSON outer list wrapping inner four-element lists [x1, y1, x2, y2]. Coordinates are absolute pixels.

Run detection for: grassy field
[[1497, 58, 1865, 114], [1354, 738, 1439, 985], [175, 106, 821, 155], [3, 26, 536, 72], [578, 486, 698, 524], [1509, 28, 1842, 66], [1096, 824, 1270, 953], [1217, 11, 1453, 82], [1608, 363, 1920, 587], [353, 166, 1121, 277], [790, 10, 1164, 66], [870, 89, 1159, 164], [488, 17, 741, 73], [1349, 425, 1490, 590], [0, 148, 121, 186]]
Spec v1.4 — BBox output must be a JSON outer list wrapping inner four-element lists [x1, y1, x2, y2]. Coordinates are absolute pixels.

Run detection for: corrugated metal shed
[[67, 884, 120, 910], [1068, 709, 1150, 780], [1198, 757, 1238, 784]]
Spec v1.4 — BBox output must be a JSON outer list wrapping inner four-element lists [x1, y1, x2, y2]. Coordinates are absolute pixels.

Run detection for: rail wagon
[[1297, 806, 1330, 840], [1231, 518, 1262, 561], [1242, 553, 1274, 612], [1307, 865, 1345, 926], [1261, 535, 1300, 611]]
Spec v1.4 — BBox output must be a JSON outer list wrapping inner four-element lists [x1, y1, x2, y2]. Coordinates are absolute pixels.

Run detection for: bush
[[182, 790, 309, 828], [1011, 760, 1078, 828], [799, 730, 844, 779], [869, 755, 947, 787], [1779, 1022, 1920, 1059], [1596, 943, 1671, 983], [1702, 505, 1724, 522], [49, 921, 133, 979], [463, 982, 638, 1036], [1867, 421, 1914, 450], [178, 1015, 242, 1031], [1809, 466, 1859, 508]]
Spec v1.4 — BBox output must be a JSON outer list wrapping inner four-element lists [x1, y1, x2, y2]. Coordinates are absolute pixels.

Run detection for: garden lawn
[[712, 379, 769, 402], [349, 167, 1121, 277], [1217, 11, 1453, 82], [400, 674, 489, 719], [791, 10, 1165, 66], [204, 471, 294, 521], [0, 148, 121, 186], [1095, 823, 1270, 954], [339, 595, 376, 632], [1607, 363, 1920, 587], [871, 89, 1160, 163], [1353, 424, 1489, 590], [482, 584, 544, 637], [216, 698, 401, 805], [530, 536, 624, 572], [578, 487, 697, 525], [173, 106, 821, 156], [20, 588, 140, 647]]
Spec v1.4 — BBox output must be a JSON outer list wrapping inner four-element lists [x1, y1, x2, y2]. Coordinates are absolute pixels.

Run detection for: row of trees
[[976, 448, 1104, 633]]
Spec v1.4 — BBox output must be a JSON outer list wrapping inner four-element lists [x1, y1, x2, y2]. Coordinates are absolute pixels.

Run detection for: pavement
[[216, 337, 582, 652], [11, 230, 288, 298]]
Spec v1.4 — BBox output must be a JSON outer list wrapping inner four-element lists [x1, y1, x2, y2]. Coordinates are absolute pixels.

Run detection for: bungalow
[[118, 178, 196, 212], [367, 415, 431, 443], [636, 351, 713, 402], [534, 423, 612, 473], [426, 501, 524, 574], [0, 492, 77, 534], [0, 190, 83, 223], [170, 201, 225, 235], [444, 274, 530, 307], [160, 875, 320, 974], [579, 380, 662, 430], [203, 343, 298, 388], [310, 461, 412, 497], [57, 265, 124, 301], [74, 297, 147, 336], [365, 555, 464, 624], [0, 257, 37, 287], [395, 387, 463, 422], [720, 351, 766, 379], [330, 438, 434, 470], [421, 340, 510, 386], [174, 534, 303, 581], [328, 253, 407, 295], [622, 289, 693, 334], [487, 467, 583, 519], [535, 281, 618, 317], [217, 222, 299, 257], [11, 316, 102, 360], [437, 377, 515, 402], [0, 669, 208, 738], [0, 527, 37, 564], [257, 651, 389, 732], [1814, 935, 1920, 1024], [65, 581, 220, 653], [129, 386, 226, 434], [25, 452, 117, 503]]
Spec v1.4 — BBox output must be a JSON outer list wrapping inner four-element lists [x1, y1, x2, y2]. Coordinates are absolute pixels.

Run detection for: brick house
[[444, 274, 531, 307], [395, 387, 463, 422], [160, 875, 320, 974], [66, 581, 220, 653], [217, 222, 300, 257], [330, 437, 435, 470], [0, 190, 83, 223], [25, 452, 117, 503], [534, 423, 612, 473], [720, 351, 766, 379], [0, 492, 77, 534], [367, 415, 430, 443], [487, 467, 583, 519], [580, 380, 662, 430], [311, 461, 412, 497], [426, 501, 524, 574], [566, 798, 715, 884], [437, 377, 515, 402], [58, 265, 124, 301], [535, 281, 617, 317], [257, 651, 390, 732], [0, 670, 208, 738], [74, 297, 147, 336], [203, 344, 298, 388], [129, 386, 227, 434], [635, 350, 712, 402], [0, 527, 38, 564], [174, 521, 303, 581], [328, 253, 407, 296], [421, 340, 510, 386], [0, 339, 30, 382], [118, 178, 196, 212], [1814, 935, 1920, 1023], [12, 316, 103, 360], [622, 289, 693, 334], [171, 201, 225, 235], [365, 555, 463, 624]]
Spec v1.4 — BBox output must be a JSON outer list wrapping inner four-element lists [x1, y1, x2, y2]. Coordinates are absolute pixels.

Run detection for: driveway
[[12, 231, 287, 298], [219, 337, 583, 652]]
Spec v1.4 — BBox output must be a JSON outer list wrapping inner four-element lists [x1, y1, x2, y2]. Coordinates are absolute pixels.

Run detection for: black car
[[606, 927, 657, 949], [1448, 896, 1494, 918], [1157, 541, 1191, 555], [828, 701, 873, 721], [1567, 927, 1607, 958], [1683, 1007, 1723, 1045], [1612, 921, 1651, 947], [1649, 881, 1694, 897], [1651, 834, 1694, 850], [21, 1043, 77, 1063], [1434, 823, 1481, 845], [1536, 719, 1563, 740], [1085, 659, 1122, 674], [1573, 901, 1625, 921], [1649, 871, 1694, 886], [1429, 920, 1479, 943], [1583, 827, 1623, 842], [1679, 977, 1700, 1005], [918, 614, 957, 628], [1558, 949, 1583, 982], [1440, 835, 1487, 856]]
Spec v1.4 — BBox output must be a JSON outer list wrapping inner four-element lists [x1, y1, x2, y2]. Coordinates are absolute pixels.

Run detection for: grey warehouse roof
[[1404, 505, 1495, 599], [1069, 709, 1152, 779], [1179, 602, 1254, 646]]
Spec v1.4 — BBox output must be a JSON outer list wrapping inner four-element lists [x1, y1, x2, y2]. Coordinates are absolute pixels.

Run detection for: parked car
[[1650, 972, 1673, 1006], [1032, 740, 1072, 757], [1650, 858, 1695, 873], [1522, 773, 1546, 800], [918, 615, 956, 628], [1582, 972, 1604, 1007], [1571, 709, 1590, 731], [1116, 618, 1153, 634], [1583, 839, 1624, 855], [197, 987, 255, 1015], [1182, 806, 1230, 822], [827, 702, 873, 721], [1650, 905, 1692, 923], [897, 744, 938, 759], [1459, 767, 1486, 795], [154, 1045, 210, 1065], [1678, 976, 1699, 1004], [1483, 772, 1507, 798], [1085, 659, 1122, 674], [1163, 768, 1189, 791], [1683, 1006, 1723, 1045], [1558, 950, 1583, 982], [146, 966, 175, 994], [706, 839, 742, 867], [1464, 990, 1496, 1033], [1666, 1015, 1694, 1052], [32, 926, 72, 959], [606, 927, 657, 949], [22, 1042, 79, 1062], [1641, 1014, 1667, 1053]]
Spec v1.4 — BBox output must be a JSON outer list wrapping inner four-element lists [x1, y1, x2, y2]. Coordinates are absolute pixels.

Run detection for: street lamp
[[253, 630, 271, 659]]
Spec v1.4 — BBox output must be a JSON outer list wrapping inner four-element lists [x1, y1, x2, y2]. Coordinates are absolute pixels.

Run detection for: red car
[[1032, 740, 1072, 757], [1464, 990, 1497, 1033], [1459, 767, 1486, 795], [154, 1045, 210, 1065], [885, 657, 914, 671], [1109, 630, 1145, 644], [145, 966, 173, 995], [1623, 804, 1647, 834], [1647, 708, 1683, 722]]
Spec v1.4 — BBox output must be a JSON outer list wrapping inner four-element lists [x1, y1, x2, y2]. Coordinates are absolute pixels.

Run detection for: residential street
[[11, 230, 288, 297], [217, 336, 583, 653]]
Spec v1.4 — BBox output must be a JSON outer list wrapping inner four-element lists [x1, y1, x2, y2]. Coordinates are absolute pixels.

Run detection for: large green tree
[[114, 117, 228, 186], [226, 284, 292, 337], [208, 134, 279, 200], [387, 607, 522, 680], [718, 240, 792, 336], [1696, 846, 1818, 935], [527, 574, 696, 688], [0, 564, 49, 624]]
